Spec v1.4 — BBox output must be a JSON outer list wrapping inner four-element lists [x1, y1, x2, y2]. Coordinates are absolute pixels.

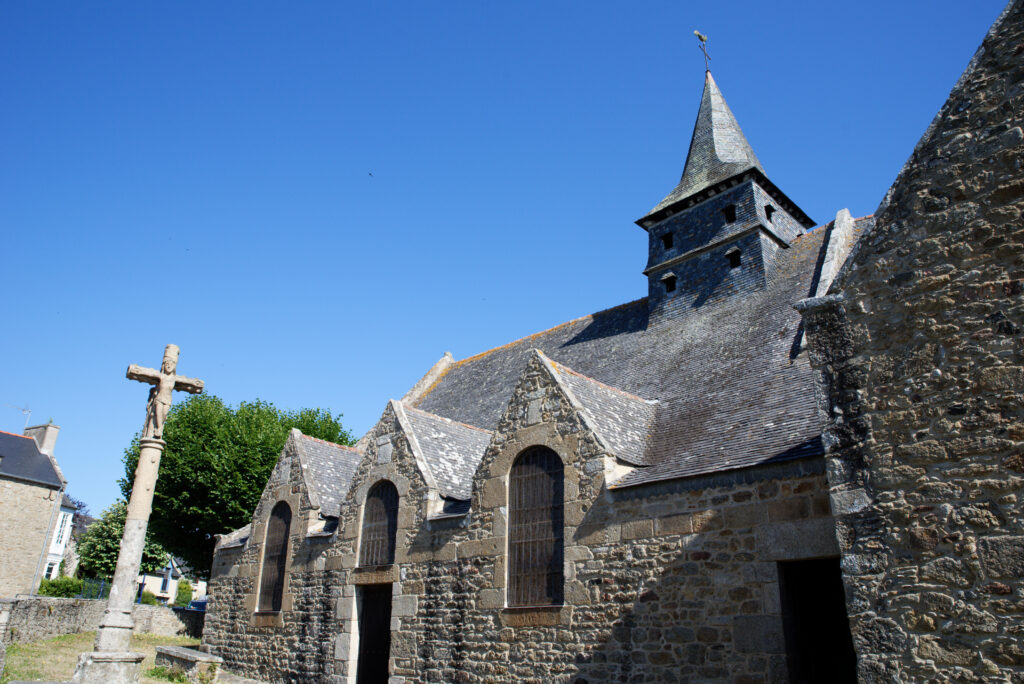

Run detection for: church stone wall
[[206, 353, 844, 683], [0, 478, 60, 597], [800, 2, 1024, 680], [204, 439, 338, 682]]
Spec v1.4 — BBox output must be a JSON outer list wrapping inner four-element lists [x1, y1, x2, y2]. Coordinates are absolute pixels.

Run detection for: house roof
[[402, 406, 493, 501], [296, 434, 360, 518], [413, 216, 875, 487], [0, 429, 63, 489]]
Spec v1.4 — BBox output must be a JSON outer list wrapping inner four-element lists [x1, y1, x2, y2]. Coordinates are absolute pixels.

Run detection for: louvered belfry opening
[[509, 446, 565, 607], [360, 480, 399, 566], [258, 501, 292, 612]]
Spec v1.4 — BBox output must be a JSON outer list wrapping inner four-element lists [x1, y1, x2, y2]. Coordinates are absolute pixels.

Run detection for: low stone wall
[[0, 596, 203, 645]]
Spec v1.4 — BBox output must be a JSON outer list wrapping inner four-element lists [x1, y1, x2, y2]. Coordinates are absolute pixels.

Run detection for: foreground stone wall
[[0, 597, 201, 645], [0, 478, 61, 597], [800, 2, 1024, 680]]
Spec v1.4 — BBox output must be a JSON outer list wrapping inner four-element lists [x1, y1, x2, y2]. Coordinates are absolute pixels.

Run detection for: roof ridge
[[299, 433, 358, 451], [548, 359, 652, 403], [414, 297, 648, 406], [403, 404, 493, 434], [0, 429, 34, 441]]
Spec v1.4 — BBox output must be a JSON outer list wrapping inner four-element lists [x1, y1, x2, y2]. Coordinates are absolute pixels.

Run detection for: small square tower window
[[727, 249, 742, 269], [722, 204, 737, 223], [765, 205, 776, 223], [661, 274, 677, 293], [660, 233, 673, 250]]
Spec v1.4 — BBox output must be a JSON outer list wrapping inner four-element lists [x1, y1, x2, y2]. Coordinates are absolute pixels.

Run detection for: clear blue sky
[[0, 1, 1007, 515]]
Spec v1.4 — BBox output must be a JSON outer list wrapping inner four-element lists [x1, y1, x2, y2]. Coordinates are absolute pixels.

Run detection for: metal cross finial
[[694, 30, 710, 72]]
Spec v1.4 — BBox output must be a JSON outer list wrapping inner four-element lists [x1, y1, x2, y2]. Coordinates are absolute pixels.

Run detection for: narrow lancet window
[[360, 480, 399, 566], [722, 204, 737, 223], [258, 501, 292, 612], [660, 233, 674, 250], [508, 446, 564, 607]]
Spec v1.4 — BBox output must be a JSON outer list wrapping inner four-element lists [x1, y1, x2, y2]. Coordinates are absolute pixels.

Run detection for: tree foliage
[[120, 394, 354, 579], [77, 501, 169, 579], [174, 579, 193, 607]]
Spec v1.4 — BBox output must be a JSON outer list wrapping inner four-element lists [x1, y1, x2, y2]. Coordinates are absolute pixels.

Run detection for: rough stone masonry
[[799, 1, 1024, 680]]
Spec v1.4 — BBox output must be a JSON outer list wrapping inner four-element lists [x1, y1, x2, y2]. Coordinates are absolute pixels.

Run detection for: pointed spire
[[642, 72, 765, 222]]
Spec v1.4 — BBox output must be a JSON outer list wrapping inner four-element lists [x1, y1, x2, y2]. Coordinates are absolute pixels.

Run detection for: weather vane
[[694, 30, 710, 72]]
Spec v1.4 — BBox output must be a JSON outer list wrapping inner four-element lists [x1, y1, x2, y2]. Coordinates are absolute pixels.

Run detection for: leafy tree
[[77, 501, 169, 579], [120, 394, 353, 579], [174, 580, 193, 607]]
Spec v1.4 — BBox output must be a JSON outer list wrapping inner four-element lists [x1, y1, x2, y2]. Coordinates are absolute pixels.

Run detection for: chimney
[[24, 423, 66, 485], [25, 423, 60, 456]]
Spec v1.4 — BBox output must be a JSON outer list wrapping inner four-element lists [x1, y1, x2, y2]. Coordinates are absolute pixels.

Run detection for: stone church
[[204, 3, 1024, 682]]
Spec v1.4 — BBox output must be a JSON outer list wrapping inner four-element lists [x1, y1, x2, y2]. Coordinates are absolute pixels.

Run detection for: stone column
[[72, 437, 166, 682]]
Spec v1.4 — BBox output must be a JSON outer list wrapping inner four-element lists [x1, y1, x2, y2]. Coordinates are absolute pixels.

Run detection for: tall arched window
[[258, 501, 292, 612], [360, 480, 399, 566], [508, 446, 564, 607]]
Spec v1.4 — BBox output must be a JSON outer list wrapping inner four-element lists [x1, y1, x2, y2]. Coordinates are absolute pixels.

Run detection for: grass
[[1, 631, 199, 684]]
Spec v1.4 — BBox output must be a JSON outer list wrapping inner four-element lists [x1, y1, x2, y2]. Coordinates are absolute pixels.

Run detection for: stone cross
[[73, 344, 204, 684], [127, 344, 204, 439]]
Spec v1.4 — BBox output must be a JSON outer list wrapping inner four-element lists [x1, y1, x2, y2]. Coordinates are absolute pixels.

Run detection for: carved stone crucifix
[[75, 344, 205, 683], [127, 344, 204, 439]]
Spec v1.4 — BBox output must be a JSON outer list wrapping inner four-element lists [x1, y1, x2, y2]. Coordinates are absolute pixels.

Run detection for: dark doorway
[[778, 558, 857, 683], [356, 584, 393, 684]]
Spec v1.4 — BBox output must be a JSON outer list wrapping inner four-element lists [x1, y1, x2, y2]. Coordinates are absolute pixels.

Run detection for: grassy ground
[[1, 631, 200, 684]]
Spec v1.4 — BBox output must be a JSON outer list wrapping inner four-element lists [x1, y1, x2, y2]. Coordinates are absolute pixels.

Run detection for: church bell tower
[[639, 70, 815, 320]]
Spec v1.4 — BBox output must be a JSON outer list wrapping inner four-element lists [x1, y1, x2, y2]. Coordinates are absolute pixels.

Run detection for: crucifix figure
[[127, 344, 204, 439]]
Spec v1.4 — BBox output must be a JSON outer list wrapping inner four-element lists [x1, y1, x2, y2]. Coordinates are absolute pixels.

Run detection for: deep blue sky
[[0, 1, 1007, 515]]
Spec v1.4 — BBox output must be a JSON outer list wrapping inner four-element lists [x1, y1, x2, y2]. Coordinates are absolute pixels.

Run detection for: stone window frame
[[245, 487, 304, 628], [478, 422, 581, 627], [507, 445, 565, 608], [357, 479, 400, 567], [257, 500, 292, 613]]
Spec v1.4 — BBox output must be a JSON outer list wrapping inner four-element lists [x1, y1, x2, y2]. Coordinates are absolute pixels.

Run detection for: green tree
[[120, 394, 353, 579], [77, 501, 169, 579], [174, 579, 192, 606]]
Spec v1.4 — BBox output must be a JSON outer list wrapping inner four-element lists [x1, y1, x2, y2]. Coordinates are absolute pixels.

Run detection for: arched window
[[360, 480, 399, 566], [258, 501, 292, 612], [508, 446, 564, 607]]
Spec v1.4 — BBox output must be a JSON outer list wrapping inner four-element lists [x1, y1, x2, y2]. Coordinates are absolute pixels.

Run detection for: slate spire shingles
[[643, 71, 765, 221]]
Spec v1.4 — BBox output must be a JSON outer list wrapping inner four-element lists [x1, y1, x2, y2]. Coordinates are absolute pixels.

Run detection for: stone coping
[[155, 645, 223, 663]]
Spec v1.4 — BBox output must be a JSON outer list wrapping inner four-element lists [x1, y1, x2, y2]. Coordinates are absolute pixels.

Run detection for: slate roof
[[548, 359, 656, 467], [403, 406, 493, 500], [297, 434, 361, 518], [644, 72, 765, 221], [0, 429, 63, 488], [414, 218, 874, 487]]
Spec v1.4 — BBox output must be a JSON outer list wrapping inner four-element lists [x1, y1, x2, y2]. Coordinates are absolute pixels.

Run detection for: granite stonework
[[202, 5, 1022, 682], [798, 2, 1024, 681], [0, 597, 200, 645]]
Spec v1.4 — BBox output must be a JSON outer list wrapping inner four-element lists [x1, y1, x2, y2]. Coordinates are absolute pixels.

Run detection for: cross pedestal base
[[72, 650, 146, 684]]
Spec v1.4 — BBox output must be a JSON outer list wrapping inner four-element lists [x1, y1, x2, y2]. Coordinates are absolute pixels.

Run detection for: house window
[[45, 562, 57, 579], [508, 446, 564, 607], [160, 568, 170, 593], [258, 501, 292, 612], [359, 480, 399, 566], [722, 204, 737, 223], [660, 233, 673, 250], [55, 513, 69, 545]]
